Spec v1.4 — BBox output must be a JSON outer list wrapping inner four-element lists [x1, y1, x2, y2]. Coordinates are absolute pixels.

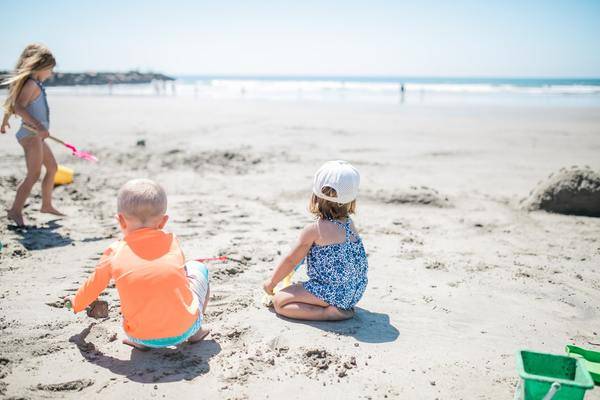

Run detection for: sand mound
[[522, 166, 600, 217], [372, 186, 450, 208], [95, 147, 265, 175]]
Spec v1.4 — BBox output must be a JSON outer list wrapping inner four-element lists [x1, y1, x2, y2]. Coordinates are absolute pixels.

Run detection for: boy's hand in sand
[[86, 300, 109, 319], [263, 279, 276, 296]]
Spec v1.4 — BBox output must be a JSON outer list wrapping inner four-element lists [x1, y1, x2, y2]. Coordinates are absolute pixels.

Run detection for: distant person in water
[[67, 179, 211, 350], [399, 83, 406, 103], [263, 161, 369, 321], [1, 43, 64, 227]]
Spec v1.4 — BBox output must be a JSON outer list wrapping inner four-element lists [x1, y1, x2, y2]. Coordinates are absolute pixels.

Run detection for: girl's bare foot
[[40, 206, 65, 216], [188, 328, 210, 344], [122, 339, 150, 351], [325, 306, 355, 321], [7, 209, 25, 227]]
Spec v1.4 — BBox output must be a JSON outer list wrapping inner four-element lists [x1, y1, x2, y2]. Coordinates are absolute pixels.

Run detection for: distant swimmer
[[399, 83, 406, 103]]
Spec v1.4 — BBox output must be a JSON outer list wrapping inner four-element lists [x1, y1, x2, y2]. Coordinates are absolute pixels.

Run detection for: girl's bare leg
[[8, 136, 43, 226], [40, 141, 63, 216], [273, 283, 354, 321]]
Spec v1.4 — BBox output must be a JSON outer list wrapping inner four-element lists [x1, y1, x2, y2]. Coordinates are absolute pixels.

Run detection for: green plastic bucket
[[516, 350, 594, 400]]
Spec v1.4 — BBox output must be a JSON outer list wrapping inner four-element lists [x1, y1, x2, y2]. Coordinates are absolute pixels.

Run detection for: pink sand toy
[[23, 124, 98, 162], [48, 135, 98, 162]]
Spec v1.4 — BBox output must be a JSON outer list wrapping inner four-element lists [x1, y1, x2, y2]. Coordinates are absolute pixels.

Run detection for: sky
[[2, 0, 600, 77]]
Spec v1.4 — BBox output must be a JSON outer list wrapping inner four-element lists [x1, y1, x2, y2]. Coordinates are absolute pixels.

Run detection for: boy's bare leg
[[273, 283, 354, 321], [201, 286, 210, 315], [188, 286, 210, 344], [122, 339, 150, 351], [187, 328, 210, 343]]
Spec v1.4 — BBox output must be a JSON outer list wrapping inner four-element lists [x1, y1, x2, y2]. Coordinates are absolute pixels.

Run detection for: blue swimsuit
[[15, 79, 49, 141], [303, 218, 369, 310]]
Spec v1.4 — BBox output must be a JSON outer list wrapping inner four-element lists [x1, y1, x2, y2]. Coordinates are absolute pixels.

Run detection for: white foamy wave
[[203, 79, 600, 96], [8, 76, 598, 107], [404, 83, 600, 95]]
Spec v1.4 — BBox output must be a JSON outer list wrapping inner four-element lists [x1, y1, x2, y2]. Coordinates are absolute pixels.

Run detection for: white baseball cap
[[313, 160, 360, 204]]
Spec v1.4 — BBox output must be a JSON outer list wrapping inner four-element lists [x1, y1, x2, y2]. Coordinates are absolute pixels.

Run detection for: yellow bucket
[[54, 165, 74, 186]]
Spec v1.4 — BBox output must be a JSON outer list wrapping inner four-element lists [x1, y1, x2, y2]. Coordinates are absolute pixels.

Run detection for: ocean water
[[21, 76, 600, 107]]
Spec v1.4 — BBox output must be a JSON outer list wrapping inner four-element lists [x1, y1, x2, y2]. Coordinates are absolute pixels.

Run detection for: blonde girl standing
[[1, 44, 63, 227]]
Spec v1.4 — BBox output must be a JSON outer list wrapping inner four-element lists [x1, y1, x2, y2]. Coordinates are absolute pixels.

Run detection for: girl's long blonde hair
[[1, 43, 56, 115]]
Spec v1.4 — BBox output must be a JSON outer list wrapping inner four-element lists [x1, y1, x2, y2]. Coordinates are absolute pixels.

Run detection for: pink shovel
[[48, 135, 98, 162], [24, 124, 98, 162]]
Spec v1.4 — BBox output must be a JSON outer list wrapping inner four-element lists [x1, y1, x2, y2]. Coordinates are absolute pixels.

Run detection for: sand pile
[[522, 166, 600, 217], [372, 186, 450, 208]]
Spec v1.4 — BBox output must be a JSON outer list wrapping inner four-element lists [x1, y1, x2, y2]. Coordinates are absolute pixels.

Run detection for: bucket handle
[[542, 382, 561, 400], [513, 381, 522, 400], [514, 381, 561, 400]]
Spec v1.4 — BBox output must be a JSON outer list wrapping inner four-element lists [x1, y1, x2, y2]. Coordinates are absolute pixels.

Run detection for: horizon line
[[1, 68, 599, 81], [174, 73, 600, 80]]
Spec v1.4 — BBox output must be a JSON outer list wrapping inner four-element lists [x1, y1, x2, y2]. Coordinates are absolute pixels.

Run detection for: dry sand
[[1, 95, 599, 399]]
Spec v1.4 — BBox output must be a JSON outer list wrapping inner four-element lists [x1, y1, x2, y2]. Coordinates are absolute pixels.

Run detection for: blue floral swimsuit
[[303, 218, 368, 310]]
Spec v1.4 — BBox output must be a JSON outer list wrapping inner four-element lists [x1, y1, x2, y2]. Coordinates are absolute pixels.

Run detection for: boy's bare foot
[[122, 339, 150, 351], [188, 328, 210, 344], [7, 209, 25, 227], [325, 306, 355, 321], [40, 206, 65, 216]]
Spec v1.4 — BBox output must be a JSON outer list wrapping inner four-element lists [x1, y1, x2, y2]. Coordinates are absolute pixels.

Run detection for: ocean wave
[[204, 79, 600, 95]]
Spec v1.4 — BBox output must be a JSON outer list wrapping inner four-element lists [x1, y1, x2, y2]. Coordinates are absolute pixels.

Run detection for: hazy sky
[[2, 0, 599, 77]]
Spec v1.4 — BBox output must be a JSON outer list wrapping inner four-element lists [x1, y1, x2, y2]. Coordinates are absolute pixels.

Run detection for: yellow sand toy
[[54, 165, 74, 186], [262, 261, 303, 307]]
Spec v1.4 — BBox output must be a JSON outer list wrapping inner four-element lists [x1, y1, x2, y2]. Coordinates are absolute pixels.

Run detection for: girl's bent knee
[[46, 163, 58, 174], [272, 292, 291, 313], [25, 170, 42, 182]]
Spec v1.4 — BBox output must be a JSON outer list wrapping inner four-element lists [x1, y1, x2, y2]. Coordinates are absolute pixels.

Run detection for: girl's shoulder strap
[[33, 78, 45, 90], [344, 218, 353, 240], [326, 217, 353, 241], [345, 217, 361, 242], [23, 78, 43, 93], [325, 217, 344, 228]]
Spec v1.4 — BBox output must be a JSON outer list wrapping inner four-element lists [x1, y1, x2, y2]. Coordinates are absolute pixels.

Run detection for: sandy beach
[[1, 94, 599, 399]]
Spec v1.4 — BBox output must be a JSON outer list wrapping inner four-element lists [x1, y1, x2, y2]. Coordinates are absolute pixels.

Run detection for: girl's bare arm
[[263, 224, 317, 294], [0, 113, 9, 134]]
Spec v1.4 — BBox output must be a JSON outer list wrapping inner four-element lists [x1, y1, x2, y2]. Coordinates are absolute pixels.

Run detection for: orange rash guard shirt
[[72, 228, 199, 340]]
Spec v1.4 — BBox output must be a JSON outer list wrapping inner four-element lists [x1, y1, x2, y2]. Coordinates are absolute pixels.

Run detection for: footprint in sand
[[34, 378, 94, 392], [302, 348, 358, 379]]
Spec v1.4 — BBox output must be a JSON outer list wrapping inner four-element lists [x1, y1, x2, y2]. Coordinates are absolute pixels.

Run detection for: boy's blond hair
[[117, 179, 167, 225], [309, 186, 356, 220]]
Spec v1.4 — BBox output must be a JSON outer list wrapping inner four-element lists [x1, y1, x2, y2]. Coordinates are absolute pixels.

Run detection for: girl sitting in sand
[[263, 160, 368, 320], [1, 44, 63, 227]]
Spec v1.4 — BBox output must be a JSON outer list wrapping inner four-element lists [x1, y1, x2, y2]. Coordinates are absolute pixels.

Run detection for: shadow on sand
[[274, 306, 399, 344], [9, 219, 73, 250], [69, 324, 221, 383]]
